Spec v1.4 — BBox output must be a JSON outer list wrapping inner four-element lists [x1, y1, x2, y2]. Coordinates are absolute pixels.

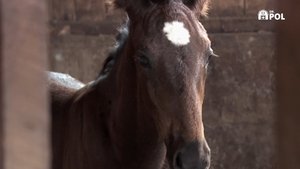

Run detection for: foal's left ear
[[183, 0, 210, 17]]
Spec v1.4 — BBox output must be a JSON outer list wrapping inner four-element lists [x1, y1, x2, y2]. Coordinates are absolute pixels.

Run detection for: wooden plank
[[277, 1, 300, 169], [1, 0, 50, 169], [202, 17, 274, 33], [50, 19, 123, 36], [50, 17, 275, 36], [0, 1, 3, 168], [245, 0, 276, 16], [50, 0, 107, 22], [209, 0, 244, 17]]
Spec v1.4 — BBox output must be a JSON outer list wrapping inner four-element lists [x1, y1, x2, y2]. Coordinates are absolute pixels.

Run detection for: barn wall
[[203, 2, 276, 169], [49, 0, 276, 169], [205, 33, 275, 169]]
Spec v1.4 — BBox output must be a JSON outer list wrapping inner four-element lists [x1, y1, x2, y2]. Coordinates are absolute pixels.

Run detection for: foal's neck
[[106, 43, 166, 168]]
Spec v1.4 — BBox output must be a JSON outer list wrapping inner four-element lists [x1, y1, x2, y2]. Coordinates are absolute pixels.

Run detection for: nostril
[[174, 152, 183, 169]]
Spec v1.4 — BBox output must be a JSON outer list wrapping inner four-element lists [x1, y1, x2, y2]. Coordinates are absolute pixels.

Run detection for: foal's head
[[112, 0, 214, 168]]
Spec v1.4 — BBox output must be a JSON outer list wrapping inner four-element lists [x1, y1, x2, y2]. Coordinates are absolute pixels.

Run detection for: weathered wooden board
[[0, 3, 3, 168], [50, 0, 106, 22], [1, 0, 50, 169], [245, 0, 276, 16], [277, 1, 300, 169], [49, 0, 277, 36], [201, 17, 274, 33], [209, 0, 244, 17], [49, 0, 126, 37]]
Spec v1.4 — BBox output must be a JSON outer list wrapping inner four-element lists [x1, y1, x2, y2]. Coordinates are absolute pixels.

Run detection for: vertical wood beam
[[277, 1, 300, 169], [0, 0, 3, 168], [1, 0, 50, 169]]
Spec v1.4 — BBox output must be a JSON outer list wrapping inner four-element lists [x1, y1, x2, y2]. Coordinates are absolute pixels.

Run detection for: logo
[[258, 10, 285, 21]]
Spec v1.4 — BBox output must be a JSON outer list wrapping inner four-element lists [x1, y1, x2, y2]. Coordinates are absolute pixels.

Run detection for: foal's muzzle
[[173, 141, 210, 169]]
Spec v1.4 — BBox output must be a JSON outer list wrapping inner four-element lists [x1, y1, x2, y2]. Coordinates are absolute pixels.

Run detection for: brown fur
[[51, 1, 213, 169]]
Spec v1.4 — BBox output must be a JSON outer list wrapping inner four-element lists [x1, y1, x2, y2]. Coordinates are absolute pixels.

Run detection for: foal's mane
[[98, 20, 129, 77]]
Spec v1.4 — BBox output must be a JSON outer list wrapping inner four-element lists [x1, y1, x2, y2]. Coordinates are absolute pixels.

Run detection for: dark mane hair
[[98, 20, 129, 77]]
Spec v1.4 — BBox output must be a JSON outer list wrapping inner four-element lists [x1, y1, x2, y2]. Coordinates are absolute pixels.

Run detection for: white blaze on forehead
[[163, 21, 190, 46]]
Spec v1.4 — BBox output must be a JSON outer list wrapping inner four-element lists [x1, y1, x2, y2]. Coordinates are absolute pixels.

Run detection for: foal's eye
[[136, 51, 151, 68], [205, 55, 212, 69]]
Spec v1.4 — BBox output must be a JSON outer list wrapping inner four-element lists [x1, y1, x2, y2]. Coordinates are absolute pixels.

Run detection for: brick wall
[[49, 0, 277, 169]]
